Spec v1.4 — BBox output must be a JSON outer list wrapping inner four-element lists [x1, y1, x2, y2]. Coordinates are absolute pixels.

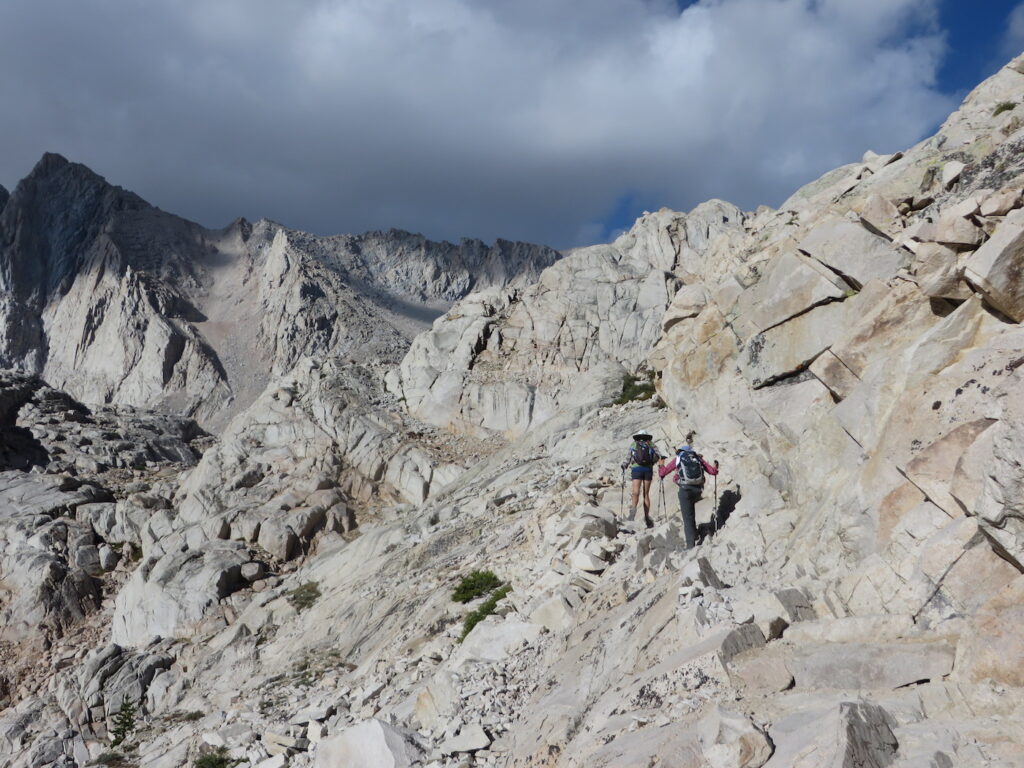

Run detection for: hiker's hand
[[621, 463, 628, 470], [714, 460, 720, 468]]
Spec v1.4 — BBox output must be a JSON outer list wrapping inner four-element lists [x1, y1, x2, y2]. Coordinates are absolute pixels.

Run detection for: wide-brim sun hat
[[633, 431, 653, 440]]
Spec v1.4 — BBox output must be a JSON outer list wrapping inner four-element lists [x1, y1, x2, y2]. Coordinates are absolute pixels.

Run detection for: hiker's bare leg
[[642, 478, 652, 513], [630, 478, 642, 518]]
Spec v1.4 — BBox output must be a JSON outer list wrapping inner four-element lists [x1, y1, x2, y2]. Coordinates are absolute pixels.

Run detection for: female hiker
[[659, 440, 719, 549], [621, 431, 664, 528]]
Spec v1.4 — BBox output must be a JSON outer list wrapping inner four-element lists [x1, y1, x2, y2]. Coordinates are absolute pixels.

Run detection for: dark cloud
[[0, 0, 954, 247]]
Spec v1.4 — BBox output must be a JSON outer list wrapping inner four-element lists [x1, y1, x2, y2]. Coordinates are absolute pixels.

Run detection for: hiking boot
[[644, 515, 654, 529]]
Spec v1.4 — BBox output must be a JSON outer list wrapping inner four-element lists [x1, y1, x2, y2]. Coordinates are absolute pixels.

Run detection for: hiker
[[659, 439, 718, 549], [620, 431, 664, 528]]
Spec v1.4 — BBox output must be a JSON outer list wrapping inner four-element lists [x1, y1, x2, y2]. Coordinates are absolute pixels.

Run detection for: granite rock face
[[4, 49, 1024, 768], [0, 155, 558, 429], [389, 201, 747, 438]]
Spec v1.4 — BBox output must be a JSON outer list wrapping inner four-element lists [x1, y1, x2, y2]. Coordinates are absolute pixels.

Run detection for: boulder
[[453, 619, 543, 668], [258, 518, 300, 561], [764, 701, 898, 768], [798, 216, 910, 287], [680, 557, 726, 589], [903, 419, 996, 517], [439, 723, 490, 754], [728, 650, 795, 693], [529, 593, 574, 632], [789, 641, 955, 690], [920, 210, 983, 249], [915, 517, 1020, 617], [662, 284, 708, 332], [314, 719, 423, 768], [809, 349, 861, 400], [858, 194, 903, 237], [111, 541, 249, 646], [413, 671, 459, 730], [964, 213, 1024, 320], [942, 161, 966, 189], [956, 574, 1024, 686], [740, 299, 851, 388], [980, 187, 1021, 216], [732, 250, 848, 334], [569, 548, 607, 572], [698, 706, 772, 768], [915, 242, 971, 300]]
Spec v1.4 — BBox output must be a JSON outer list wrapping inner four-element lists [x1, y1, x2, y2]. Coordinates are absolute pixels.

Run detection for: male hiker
[[659, 438, 719, 548], [621, 431, 664, 528]]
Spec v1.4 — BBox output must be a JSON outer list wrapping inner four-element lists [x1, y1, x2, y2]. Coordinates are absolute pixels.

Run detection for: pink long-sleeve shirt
[[659, 452, 718, 481]]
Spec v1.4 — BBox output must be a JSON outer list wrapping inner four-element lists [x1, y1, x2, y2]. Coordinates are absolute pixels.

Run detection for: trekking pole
[[619, 467, 626, 518], [712, 468, 719, 533], [658, 477, 665, 523]]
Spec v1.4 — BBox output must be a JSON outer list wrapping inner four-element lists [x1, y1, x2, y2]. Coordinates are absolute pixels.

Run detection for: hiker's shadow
[[0, 425, 49, 471], [697, 485, 741, 544]]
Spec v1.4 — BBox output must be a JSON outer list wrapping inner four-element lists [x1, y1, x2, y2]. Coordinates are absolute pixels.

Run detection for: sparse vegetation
[[93, 753, 132, 767], [452, 570, 502, 603], [163, 710, 204, 725], [194, 748, 234, 768], [287, 581, 321, 612], [461, 584, 512, 641], [614, 371, 657, 405], [110, 697, 136, 747], [993, 101, 1017, 117]]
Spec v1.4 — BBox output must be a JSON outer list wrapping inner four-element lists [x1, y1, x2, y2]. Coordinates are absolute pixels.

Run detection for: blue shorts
[[631, 466, 654, 481]]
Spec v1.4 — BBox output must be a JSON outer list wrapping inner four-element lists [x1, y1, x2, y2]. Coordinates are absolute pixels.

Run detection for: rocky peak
[[0, 157, 561, 427], [0, 183, 8, 213], [0, 153, 149, 299]]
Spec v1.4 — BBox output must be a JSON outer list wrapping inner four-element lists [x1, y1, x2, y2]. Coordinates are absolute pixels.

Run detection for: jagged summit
[[0, 154, 560, 428]]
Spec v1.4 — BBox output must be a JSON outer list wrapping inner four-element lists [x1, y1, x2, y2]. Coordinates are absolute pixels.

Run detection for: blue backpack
[[676, 450, 705, 486]]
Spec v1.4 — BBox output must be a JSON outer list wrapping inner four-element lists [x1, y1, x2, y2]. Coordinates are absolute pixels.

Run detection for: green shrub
[[461, 585, 512, 641], [110, 698, 136, 747], [194, 748, 233, 768], [287, 582, 321, 612], [614, 371, 657, 404], [993, 101, 1017, 117], [452, 571, 502, 603]]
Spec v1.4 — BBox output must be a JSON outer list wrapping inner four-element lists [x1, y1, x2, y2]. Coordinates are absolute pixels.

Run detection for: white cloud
[[0, 0, 954, 246], [1004, 1, 1024, 59]]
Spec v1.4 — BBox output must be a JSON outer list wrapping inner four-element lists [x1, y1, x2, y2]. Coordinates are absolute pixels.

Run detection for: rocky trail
[[3, 51, 1024, 768]]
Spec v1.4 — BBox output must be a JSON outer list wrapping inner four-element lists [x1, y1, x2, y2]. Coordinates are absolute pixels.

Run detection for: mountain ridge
[[0, 153, 560, 428]]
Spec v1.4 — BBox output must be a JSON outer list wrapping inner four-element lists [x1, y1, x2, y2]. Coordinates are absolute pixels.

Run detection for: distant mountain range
[[0, 154, 559, 428]]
